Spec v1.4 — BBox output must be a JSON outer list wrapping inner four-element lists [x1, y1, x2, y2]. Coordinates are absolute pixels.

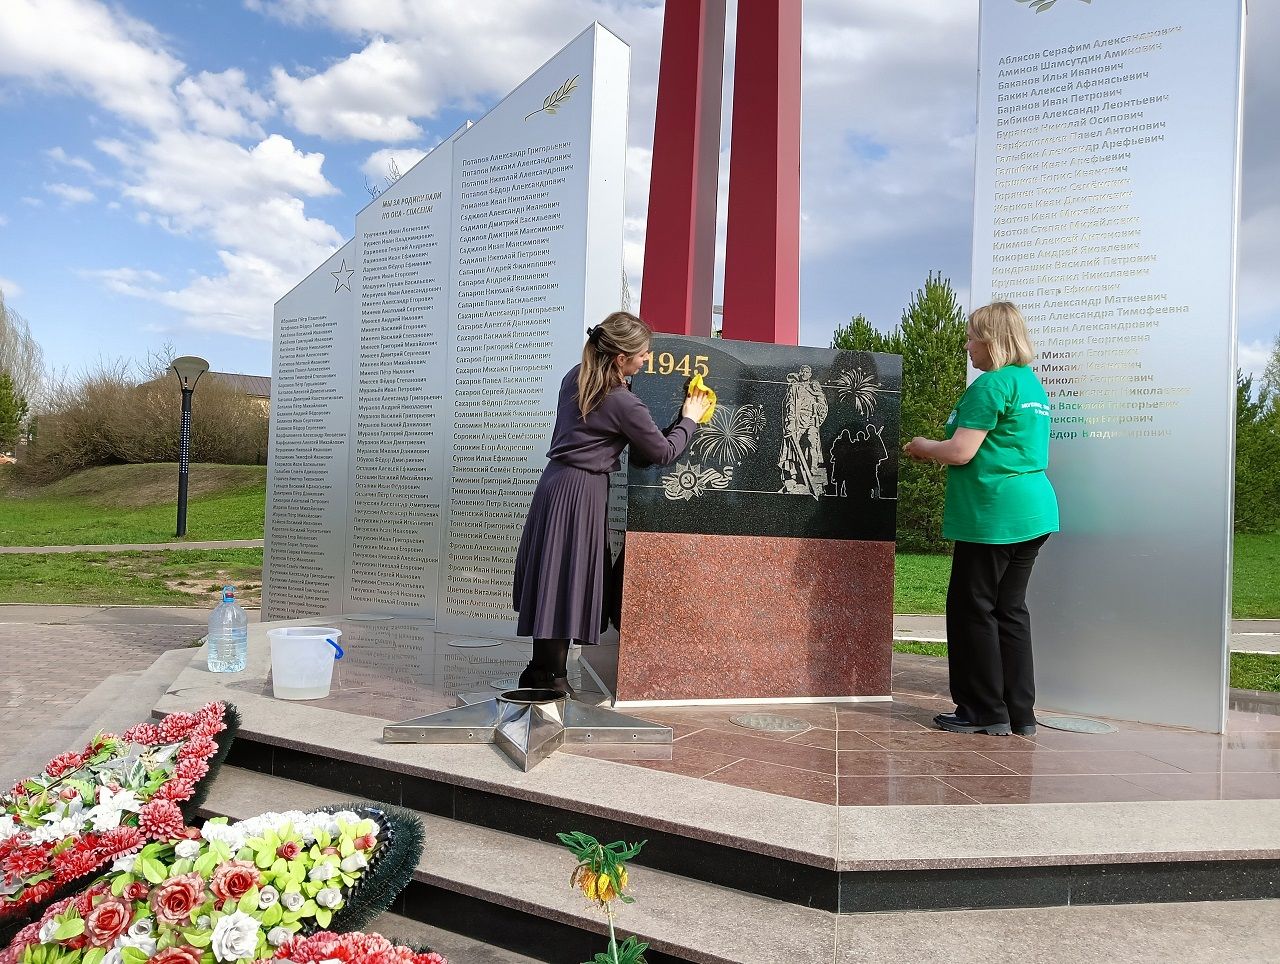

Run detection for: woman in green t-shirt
[[904, 302, 1059, 736]]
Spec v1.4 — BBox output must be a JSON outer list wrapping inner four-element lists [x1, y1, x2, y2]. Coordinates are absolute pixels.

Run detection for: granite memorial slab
[[599, 335, 902, 705]]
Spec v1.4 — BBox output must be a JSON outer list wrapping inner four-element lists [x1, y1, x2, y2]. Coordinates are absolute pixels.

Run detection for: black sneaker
[[1012, 723, 1037, 736], [933, 713, 1011, 736]]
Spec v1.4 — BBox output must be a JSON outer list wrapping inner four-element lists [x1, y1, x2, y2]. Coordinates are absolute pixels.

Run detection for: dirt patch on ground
[[161, 577, 262, 607]]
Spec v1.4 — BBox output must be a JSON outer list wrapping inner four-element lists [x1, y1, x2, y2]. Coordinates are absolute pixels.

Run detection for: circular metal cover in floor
[[1037, 716, 1117, 734], [447, 638, 502, 648], [729, 713, 811, 733], [343, 613, 395, 621]]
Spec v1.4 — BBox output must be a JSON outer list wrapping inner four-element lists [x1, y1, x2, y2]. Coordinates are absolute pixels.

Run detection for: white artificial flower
[[330, 810, 360, 826], [0, 819, 20, 844], [127, 918, 154, 939], [38, 920, 57, 943], [307, 863, 337, 882], [174, 840, 202, 860], [200, 823, 246, 852], [115, 934, 156, 957], [196, 916, 212, 930], [210, 911, 260, 963], [110, 854, 137, 874], [314, 888, 342, 909], [339, 853, 367, 873], [96, 787, 143, 814], [102, 948, 123, 964], [257, 885, 279, 909], [88, 805, 124, 832], [280, 891, 304, 912], [267, 927, 292, 947], [28, 816, 81, 845]]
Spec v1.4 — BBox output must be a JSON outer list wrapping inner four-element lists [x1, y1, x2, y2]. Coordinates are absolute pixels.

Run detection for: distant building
[[207, 372, 271, 413]]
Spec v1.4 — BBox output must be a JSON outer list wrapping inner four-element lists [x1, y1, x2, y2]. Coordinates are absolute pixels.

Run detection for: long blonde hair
[[969, 301, 1034, 368], [578, 311, 652, 419]]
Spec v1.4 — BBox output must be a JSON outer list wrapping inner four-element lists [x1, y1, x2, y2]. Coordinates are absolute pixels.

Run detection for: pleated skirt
[[512, 460, 609, 644]]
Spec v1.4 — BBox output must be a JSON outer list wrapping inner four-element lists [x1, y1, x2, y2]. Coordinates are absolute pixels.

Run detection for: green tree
[[0, 372, 28, 452], [832, 273, 967, 552], [1235, 364, 1280, 534]]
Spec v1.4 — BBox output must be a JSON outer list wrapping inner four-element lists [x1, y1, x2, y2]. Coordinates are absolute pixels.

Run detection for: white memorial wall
[[264, 23, 630, 636], [972, 0, 1246, 731]]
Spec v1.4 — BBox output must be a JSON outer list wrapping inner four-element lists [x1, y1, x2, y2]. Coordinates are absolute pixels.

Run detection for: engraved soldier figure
[[777, 365, 828, 496]]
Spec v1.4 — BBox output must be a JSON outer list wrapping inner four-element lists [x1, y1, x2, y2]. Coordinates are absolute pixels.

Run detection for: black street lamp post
[[171, 355, 210, 537]]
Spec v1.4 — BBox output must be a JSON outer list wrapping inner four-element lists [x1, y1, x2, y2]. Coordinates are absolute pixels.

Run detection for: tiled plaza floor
[[224, 618, 1280, 807]]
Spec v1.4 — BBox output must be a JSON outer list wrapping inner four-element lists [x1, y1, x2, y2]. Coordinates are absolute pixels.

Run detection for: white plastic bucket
[[268, 627, 344, 700]]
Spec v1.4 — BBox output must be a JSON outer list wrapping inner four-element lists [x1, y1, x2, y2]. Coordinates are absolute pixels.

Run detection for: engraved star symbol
[[331, 259, 354, 292]]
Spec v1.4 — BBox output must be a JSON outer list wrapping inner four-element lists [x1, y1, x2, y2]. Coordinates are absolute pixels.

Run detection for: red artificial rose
[[276, 842, 301, 860], [150, 947, 203, 964], [321, 847, 339, 856], [209, 860, 260, 902], [150, 873, 205, 925], [122, 880, 149, 901], [58, 786, 80, 802], [352, 834, 376, 852], [84, 897, 132, 948]]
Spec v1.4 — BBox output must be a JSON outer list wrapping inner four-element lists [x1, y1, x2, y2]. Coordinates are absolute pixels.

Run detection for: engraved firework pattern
[[833, 369, 883, 416], [661, 463, 734, 501], [690, 404, 766, 466]]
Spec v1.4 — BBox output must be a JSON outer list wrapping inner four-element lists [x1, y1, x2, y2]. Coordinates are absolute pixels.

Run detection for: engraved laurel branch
[[1015, 0, 1091, 13], [524, 75, 579, 121]]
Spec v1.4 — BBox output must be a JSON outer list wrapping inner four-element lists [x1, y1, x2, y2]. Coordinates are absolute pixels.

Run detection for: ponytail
[[577, 311, 652, 419]]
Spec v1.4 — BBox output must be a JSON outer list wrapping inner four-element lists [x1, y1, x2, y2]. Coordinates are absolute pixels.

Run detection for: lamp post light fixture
[[170, 355, 210, 537]]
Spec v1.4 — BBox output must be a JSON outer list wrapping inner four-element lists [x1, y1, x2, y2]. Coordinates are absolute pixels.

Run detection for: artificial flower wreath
[[1, 704, 240, 923], [1, 805, 424, 964]]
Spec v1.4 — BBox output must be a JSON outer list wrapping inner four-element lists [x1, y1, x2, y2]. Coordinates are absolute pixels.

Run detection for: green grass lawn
[[0, 549, 264, 606], [895, 532, 1280, 620], [891, 641, 1280, 694], [0, 464, 265, 545]]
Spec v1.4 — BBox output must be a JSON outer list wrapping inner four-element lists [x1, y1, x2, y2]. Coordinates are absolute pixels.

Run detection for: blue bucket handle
[[327, 638, 344, 659]]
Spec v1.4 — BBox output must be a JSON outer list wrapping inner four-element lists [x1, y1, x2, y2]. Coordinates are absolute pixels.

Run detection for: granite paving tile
[[702, 758, 838, 805], [940, 774, 1163, 804], [973, 750, 1188, 776], [560, 744, 742, 779], [1226, 709, 1280, 731], [673, 727, 837, 774], [1117, 771, 1280, 800], [863, 730, 1039, 752], [837, 750, 1018, 777], [785, 727, 838, 750], [836, 776, 977, 806], [1136, 747, 1280, 773]]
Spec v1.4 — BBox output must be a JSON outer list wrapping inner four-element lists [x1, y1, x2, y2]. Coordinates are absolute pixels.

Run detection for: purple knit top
[[545, 366, 697, 474]]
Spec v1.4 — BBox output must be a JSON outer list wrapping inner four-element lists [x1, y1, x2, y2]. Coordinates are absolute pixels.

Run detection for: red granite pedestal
[[612, 532, 894, 704]]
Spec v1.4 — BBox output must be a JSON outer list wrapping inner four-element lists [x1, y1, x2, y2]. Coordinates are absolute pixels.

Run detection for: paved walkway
[[894, 614, 1280, 654], [0, 539, 264, 554]]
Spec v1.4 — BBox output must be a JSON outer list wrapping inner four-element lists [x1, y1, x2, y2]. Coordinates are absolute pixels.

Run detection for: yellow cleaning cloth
[[688, 373, 717, 424]]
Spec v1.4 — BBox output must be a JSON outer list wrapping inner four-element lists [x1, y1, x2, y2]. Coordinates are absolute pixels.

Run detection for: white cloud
[[46, 181, 95, 204], [46, 146, 96, 172], [0, 214, 7, 227], [360, 146, 428, 183], [0, 0, 183, 130], [20, 197, 42, 207], [1239, 337, 1277, 384], [177, 68, 273, 138], [267, 2, 662, 143], [0, 277, 23, 298]]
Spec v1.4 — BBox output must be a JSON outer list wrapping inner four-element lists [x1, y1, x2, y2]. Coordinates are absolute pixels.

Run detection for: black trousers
[[945, 535, 1050, 728]]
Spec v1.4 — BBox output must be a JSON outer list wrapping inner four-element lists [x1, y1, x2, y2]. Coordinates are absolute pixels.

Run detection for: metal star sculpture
[[383, 688, 672, 771]]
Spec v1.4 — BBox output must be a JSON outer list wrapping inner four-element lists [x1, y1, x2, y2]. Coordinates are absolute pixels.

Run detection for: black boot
[[517, 662, 553, 690]]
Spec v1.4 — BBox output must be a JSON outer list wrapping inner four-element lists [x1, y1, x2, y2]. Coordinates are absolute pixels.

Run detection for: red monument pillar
[[721, 0, 802, 345], [639, 0, 727, 336]]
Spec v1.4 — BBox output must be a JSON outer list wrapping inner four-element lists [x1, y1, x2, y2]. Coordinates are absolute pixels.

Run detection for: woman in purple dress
[[513, 311, 713, 694]]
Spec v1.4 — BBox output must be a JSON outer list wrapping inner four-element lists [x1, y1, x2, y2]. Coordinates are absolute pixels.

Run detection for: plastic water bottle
[[207, 586, 248, 673]]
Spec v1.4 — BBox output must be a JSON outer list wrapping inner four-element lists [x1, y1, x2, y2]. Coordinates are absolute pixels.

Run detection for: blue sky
[[1, 0, 1277, 386]]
